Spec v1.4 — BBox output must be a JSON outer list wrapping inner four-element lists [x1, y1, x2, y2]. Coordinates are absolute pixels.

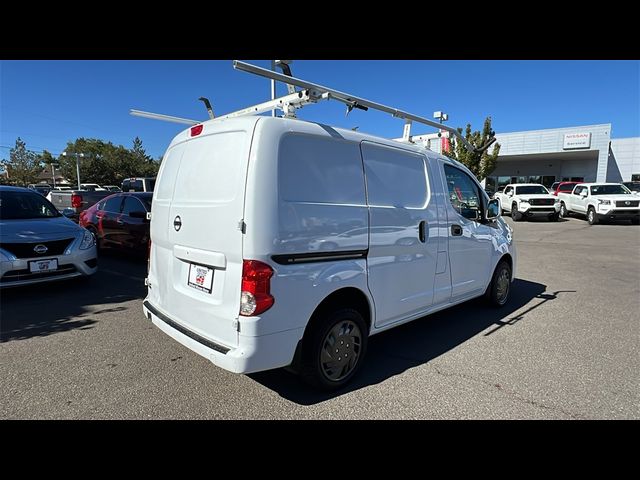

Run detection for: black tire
[[485, 260, 512, 307], [548, 212, 560, 222], [511, 203, 522, 221], [299, 308, 368, 391], [587, 206, 598, 225], [560, 202, 569, 218]]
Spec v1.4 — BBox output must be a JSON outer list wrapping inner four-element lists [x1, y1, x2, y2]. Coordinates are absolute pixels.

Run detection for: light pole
[[61, 151, 85, 190], [433, 111, 449, 153], [50, 162, 57, 188]]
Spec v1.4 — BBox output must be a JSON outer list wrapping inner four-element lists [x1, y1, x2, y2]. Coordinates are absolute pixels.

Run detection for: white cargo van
[[142, 115, 517, 390]]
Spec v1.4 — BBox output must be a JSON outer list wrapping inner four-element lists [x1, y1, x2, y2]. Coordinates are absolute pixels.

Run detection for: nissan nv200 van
[[143, 115, 516, 390]]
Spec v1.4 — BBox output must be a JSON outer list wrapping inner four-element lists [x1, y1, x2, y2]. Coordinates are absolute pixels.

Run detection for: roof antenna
[[199, 97, 215, 119]]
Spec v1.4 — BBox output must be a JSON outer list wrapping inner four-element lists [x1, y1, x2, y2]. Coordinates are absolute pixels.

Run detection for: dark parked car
[[121, 177, 155, 193], [79, 192, 152, 254]]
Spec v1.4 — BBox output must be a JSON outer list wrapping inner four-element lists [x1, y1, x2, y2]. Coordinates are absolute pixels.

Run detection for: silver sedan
[[0, 186, 97, 288]]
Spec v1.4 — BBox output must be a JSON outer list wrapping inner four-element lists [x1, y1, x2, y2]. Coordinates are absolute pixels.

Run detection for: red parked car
[[548, 181, 580, 196], [79, 192, 152, 255]]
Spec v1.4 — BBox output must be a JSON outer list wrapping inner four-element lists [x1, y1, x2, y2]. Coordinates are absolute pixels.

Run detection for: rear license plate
[[29, 259, 58, 273], [187, 263, 214, 293]]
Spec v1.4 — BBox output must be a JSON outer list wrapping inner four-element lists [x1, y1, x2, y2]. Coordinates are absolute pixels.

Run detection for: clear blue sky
[[1, 60, 639, 161]]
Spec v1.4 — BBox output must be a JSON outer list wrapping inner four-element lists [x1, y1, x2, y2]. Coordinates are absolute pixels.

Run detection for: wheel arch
[[288, 287, 372, 372]]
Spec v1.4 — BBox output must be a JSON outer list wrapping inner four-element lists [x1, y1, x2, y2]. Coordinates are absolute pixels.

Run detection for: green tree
[[6, 138, 42, 186], [57, 137, 160, 187], [443, 116, 501, 181]]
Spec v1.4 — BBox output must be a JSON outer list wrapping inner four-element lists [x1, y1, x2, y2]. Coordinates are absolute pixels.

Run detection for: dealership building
[[428, 123, 640, 190]]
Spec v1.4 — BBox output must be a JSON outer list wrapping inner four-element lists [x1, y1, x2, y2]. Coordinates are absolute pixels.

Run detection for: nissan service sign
[[563, 132, 591, 149]]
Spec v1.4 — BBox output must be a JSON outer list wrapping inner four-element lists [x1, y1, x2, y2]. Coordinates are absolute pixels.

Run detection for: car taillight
[[240, 260, 274, 316], [71, 194, 82, 208]]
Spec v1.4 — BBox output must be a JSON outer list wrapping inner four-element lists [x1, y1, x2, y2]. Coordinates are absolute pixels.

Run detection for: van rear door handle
[[451, 224, 463, 236], [418, 221, 427, 243]]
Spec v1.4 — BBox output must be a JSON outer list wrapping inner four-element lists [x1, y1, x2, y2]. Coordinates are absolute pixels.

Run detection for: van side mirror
[[486, 199, 500, 221]]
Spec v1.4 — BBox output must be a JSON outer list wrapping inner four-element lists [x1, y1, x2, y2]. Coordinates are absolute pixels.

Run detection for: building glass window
[[497, 177, 511, 189], [542, 176, 555, 188], [528, 175, 542, 185]]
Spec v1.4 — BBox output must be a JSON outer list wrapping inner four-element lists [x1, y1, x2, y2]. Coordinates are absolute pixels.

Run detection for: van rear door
[[152, 121, 257, 348]]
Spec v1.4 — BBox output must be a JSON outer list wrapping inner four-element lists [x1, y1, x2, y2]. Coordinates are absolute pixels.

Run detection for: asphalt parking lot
[[1, 216, 639, 419]]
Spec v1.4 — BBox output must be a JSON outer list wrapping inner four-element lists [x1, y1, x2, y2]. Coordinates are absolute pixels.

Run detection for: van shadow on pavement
[[0, 251, 147, 343], [250, 278, 557, 405]]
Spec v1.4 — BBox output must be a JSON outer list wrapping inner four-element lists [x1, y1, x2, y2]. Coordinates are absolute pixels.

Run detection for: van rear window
[[173, 131, 248, 203], [278, 134, 365, 205]]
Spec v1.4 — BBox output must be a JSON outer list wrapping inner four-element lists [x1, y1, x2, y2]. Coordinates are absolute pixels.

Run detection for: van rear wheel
[[485, 260, 512, 307], [300, 308, 368, 391]]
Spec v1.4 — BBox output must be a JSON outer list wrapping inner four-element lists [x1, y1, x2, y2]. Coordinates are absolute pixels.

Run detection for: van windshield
[[0, 191, 61, 219]]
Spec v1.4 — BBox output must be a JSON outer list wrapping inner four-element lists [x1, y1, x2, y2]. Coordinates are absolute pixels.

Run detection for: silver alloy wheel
[[495, 268, 510, 305], [320, 320, 362, 382]]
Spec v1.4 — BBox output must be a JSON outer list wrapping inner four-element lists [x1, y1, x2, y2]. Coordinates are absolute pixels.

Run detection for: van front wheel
[[300, 308, 368, 391], [485, 260, 512, 307]]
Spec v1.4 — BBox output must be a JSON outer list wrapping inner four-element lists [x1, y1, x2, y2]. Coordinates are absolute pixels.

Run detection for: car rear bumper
[[143, 300, 303, 374]]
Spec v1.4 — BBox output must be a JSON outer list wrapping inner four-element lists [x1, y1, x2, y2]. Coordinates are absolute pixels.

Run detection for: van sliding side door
[[361, 141, 439, 328]]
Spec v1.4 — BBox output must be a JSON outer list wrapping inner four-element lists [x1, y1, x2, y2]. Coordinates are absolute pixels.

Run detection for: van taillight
[[240, 260, 274, 316], [71, 194, 83, 208], [190, 125, 203, 137]]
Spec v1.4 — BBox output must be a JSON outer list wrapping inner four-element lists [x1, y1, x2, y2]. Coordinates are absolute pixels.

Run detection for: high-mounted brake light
[[190, 124, 203, 137], [240, 260, 274, 316]]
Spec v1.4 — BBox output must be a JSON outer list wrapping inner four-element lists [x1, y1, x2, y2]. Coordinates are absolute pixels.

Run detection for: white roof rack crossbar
[[233, 60, 495, 154], [130, 109, 200, 126]]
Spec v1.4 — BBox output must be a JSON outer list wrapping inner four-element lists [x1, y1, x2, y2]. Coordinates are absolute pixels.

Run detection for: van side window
[[279, 134, 365, 205], [444, 164, 481, 221], [361, 143, 427, 208]]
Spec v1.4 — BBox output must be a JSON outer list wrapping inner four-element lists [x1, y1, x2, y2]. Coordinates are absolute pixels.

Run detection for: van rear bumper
[[143, 300, 303, 374]]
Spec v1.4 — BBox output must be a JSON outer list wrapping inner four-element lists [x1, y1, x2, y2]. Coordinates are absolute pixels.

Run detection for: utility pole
[[62, 151, 85, 190]]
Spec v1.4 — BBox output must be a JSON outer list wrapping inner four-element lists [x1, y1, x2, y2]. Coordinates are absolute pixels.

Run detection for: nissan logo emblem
[[34, 244, 48, 254], [173, 216, 182, 231], [625, 201, 630, 206]]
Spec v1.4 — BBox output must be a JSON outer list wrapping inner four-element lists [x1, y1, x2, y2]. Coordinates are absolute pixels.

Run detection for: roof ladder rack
[[130, 61, 495, 154], [232, 61, 495, 154]]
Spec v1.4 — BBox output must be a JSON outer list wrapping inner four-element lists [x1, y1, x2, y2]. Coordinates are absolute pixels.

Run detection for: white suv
[[494, 183, 561, 221]]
